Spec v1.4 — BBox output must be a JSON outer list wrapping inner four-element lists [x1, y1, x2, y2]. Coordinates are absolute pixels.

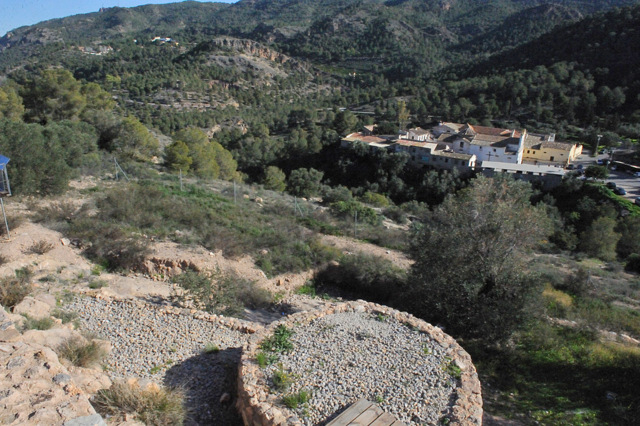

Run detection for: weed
[[422, 344, 431, 355], [149, 360, 173, 374], [203, 343, 220, 354], [260, 325, 294, 353], [56, 337, 107, 368], [272, 364, 294, 391], [92, 381, 186, 426], [283, 390, 311, 409], [28, 240, 54, 255], [91, 265, 104, 276], [375, 313, 386, 322], [0, 254, 8, 266], [256, 351, 278, 368], [374, 394, 384, 404], [20, 314, 54, 331], [443, 358, 462, 379], [89, 279, 108, 289], [295, 282, 316, 297]]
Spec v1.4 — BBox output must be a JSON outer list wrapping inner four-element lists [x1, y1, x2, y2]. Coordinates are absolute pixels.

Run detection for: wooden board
[[326, 399, 406, 426]]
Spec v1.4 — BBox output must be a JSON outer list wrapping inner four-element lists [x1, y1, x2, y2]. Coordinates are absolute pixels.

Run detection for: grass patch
[[56, 336, 107, 368], [283, 389, 311, 409], [203, 343, 220, 354], [92, 381, 186, 426], [295, 282, 316, 297], [256, 351, 278, 368], [20, 314, 54, 331], [88, 279, 108, 289]]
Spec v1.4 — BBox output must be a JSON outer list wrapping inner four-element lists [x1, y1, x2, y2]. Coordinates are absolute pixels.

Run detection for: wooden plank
[[327, 399, 374, 426], [348, 404, 384, 425], [369, 412, 398, 426], [389, 421, 407, 426]]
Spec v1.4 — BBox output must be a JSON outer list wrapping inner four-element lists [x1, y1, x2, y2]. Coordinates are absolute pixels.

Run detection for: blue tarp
[[0, 155, 9, 170]]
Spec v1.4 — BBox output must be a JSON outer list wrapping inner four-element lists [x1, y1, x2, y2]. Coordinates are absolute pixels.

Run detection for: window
[[493, 148, 497, 152], [459, 142, 464, 148]]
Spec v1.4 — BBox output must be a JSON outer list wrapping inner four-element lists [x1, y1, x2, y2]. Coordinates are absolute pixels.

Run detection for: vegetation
[[283, 390, 311, 409], [56, 336, 107, 368], [2, 0, 640, 422], [20, 314, 54, 331], [0, 269, 33, 309], [171, 270, 272, 317], [92, 381, 186, 426]]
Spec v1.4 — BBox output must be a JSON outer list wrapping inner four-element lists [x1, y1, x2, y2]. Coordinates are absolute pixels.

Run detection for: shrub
[[92, 381, 186, 426], [330, 200, 380, 225], [557, 267, 592, 297], [20, 315, 54, 331], [171, 270, 272, 317], [256, 351, 278, 368], [0, 254, 8, 266], [28, 240, 54, 255], [89, 279, 108, 289], [56, 336, 107, 367], [0, 270, 32, 309], [626, 253, 640, 274], [361, 191, 390, 207], [314, 253, 407, 303]]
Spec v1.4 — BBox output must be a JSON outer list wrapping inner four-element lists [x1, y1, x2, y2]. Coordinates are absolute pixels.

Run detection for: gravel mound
[[67, 297, 250, 425], [263, 312, 458, 425]]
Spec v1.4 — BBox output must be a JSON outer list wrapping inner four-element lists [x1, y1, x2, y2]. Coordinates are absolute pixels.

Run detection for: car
[[635, 197, 640, 206], [577, 164, 584, 170], [606, 182, 617, 189], [566, 164, 575, 170], [614, 187, 627, 195], [597, 159, 604, 165]]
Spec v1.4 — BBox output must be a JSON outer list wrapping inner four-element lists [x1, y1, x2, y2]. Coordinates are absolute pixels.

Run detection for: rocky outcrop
[[0, 306, 109, 425]]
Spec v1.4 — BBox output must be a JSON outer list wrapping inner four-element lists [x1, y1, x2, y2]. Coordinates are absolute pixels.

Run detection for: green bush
[[330, 200, 380, 225]]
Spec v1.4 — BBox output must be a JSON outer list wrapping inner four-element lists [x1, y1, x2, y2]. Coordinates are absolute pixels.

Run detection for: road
[[572, 150, 640, 202]]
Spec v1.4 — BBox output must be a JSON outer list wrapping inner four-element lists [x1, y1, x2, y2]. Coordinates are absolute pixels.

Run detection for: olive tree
[[405, 175, 552, 341]]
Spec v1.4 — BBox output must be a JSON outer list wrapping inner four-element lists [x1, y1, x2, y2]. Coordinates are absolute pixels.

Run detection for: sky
[[0, 0, 238, 37]]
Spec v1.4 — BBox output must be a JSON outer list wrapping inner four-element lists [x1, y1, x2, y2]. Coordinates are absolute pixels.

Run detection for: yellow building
[[522, 133, 582, 165]]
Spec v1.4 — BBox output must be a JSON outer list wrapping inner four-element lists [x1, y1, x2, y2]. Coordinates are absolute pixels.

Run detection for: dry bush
[[28, 240, 55, 255], [56, 336, 107, 368], [92, 381, 186, 426], [0, 269, 32, 308]]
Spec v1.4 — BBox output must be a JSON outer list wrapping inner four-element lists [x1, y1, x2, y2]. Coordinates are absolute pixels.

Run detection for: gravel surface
[[66, 297, 249, 425], [264, 312, 458, 425]]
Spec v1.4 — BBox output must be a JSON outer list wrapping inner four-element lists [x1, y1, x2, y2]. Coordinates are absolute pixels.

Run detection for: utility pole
[[595, 134, 603, 157]]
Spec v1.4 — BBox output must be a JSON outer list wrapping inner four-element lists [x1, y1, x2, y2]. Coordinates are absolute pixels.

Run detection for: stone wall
[[236, 300, 483, 426]]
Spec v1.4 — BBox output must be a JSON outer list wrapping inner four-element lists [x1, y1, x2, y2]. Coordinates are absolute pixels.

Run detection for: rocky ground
[[263, 312, 458, 425], [0, 186, 468, 426]]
